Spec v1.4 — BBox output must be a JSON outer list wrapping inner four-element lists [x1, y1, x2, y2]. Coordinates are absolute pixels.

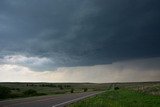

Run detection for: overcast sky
[[0, 0, 160, 82]]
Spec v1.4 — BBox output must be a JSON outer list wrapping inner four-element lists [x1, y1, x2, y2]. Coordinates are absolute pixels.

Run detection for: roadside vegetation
[[0, 82, 107, 100], [69, 82, 160, 107], [0, 86, 46, 100]]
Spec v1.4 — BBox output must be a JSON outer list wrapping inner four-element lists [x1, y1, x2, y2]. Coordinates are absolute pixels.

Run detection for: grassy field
[[0, 82, 109, 100], [0, 81, 160, 105], [69, 82, 160, 107], [69, 89, 160, 107]]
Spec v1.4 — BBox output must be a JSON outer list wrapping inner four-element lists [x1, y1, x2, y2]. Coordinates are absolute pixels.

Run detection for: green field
[[1, 81, 160, 107], [0, 82, 108, 100], [69, 82, 160, 107]]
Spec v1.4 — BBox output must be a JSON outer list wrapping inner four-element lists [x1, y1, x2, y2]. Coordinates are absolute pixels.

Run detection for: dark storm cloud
[[0, 0, 160, 70]]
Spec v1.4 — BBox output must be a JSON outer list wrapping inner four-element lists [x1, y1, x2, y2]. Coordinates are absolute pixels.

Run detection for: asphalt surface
[[0, 91, 103, 107]]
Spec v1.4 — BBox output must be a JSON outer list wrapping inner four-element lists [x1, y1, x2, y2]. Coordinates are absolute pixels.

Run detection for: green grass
[[0, 82, 108, 100], [69, 89, 160, 107]]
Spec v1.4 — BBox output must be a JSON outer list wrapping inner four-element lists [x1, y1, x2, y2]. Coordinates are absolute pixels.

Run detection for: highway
[[0, 91, 103, 107]]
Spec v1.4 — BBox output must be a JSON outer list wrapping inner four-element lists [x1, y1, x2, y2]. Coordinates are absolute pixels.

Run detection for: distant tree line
[[26, 84, 71, 89]]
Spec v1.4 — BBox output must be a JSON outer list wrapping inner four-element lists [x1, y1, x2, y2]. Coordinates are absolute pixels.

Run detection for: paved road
[[0, 91, 103, 107]]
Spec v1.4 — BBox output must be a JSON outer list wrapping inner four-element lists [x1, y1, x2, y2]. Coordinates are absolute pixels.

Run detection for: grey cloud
[[0, 0, 160, 71], [46, 58, 160, 82], [0, 55, 55, 71]]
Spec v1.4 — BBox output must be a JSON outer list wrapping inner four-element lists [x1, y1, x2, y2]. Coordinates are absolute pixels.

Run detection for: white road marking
[[52, 91, 104, 107]]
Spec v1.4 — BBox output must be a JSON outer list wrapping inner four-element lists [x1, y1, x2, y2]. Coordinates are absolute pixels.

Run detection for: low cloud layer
[[0, 55, 54, 71], [0, 58, 160, 82]]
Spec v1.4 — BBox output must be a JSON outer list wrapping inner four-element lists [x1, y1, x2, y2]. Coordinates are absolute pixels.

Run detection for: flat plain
[[0, 82, 160, 107]]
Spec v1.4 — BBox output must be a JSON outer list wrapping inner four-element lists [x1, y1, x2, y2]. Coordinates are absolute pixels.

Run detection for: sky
[[0, 0, 160, 82]]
